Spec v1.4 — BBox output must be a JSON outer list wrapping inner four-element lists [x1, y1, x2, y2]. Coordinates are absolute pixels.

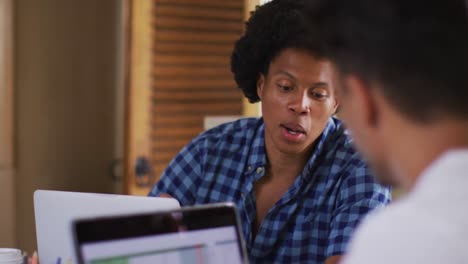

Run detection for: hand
[[30, 251, 38, 264]]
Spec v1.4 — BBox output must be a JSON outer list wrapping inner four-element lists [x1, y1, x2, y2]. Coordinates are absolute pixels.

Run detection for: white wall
[[14, 0, 122, 253]]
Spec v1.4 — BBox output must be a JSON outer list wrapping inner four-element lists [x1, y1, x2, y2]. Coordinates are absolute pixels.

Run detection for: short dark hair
[[231, 0, 324, 103], [312, 0, 468, 122]]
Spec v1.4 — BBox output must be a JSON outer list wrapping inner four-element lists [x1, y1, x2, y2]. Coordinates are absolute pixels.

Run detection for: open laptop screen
[[73, 203, 248, 264]]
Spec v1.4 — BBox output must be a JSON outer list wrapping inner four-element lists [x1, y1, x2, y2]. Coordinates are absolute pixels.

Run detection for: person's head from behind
[[312, 0, 468, 186], [231, 0, 339, 157]]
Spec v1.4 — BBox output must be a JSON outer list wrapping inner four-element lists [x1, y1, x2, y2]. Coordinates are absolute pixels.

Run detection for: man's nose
[[288, 91, 310, 114]]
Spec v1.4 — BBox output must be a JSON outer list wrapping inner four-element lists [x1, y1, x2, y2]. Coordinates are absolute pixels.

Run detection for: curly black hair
[[231, 0, 324, 103]]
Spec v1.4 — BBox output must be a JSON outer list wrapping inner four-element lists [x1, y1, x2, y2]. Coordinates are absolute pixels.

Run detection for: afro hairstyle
[[231, 0, 325, 103]]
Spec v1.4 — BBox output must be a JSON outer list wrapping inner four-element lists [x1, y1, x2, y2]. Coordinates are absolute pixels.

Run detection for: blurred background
[[0, 0, 267, 254]]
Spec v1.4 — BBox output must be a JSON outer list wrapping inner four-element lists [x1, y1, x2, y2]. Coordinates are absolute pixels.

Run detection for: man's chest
[[253, 173, 297, 232], [193, 168, 340, 262], [246, 191, 336, 262]]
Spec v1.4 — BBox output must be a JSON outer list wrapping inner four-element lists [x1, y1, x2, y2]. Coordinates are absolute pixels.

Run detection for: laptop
[[72, 202, 249, 264], [33, 190, 180, 264]]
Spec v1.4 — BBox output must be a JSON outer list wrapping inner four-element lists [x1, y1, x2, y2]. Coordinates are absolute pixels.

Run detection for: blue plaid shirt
[[149, 117, 391, 263]]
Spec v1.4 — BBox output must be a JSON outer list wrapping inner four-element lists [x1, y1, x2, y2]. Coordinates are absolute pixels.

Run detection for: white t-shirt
[[342, 149, 468, 264]]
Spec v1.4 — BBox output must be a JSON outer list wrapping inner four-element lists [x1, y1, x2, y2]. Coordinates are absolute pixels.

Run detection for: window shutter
[[151, 0, 245, 179]]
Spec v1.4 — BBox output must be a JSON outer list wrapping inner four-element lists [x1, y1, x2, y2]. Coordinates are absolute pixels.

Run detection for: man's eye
[[311, 91, 328, 99], [278, 84, 292, 92]]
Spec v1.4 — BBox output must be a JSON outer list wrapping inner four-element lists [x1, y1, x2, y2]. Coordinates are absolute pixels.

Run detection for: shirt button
[[256, 167, 264, 174]]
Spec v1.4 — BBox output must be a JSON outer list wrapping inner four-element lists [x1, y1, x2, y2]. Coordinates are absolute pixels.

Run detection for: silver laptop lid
[[33, 190, 180, 264]]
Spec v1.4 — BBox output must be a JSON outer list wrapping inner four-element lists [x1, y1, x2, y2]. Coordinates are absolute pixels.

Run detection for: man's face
[[335, 72, 397, 186], [258, 48, 338, 156]]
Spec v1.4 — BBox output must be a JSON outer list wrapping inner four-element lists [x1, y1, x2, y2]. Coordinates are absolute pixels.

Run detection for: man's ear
[[332, 96, 340, 114], [344, 75, 379, 128], [257, 74, 265, 100]]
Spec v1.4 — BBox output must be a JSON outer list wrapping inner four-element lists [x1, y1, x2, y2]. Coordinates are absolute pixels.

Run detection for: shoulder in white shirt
[[342, 149, 468, 264]]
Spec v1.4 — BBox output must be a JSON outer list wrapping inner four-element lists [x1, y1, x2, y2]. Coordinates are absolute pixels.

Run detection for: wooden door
[[0, 0, 15, 247]]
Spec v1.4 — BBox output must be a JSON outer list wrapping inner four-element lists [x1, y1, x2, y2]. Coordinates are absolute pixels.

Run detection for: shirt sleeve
[[326, 158, 392, 257], [148, 136, 205, 206], [340, 209, 395, 264], [342, 204, 449, 264]]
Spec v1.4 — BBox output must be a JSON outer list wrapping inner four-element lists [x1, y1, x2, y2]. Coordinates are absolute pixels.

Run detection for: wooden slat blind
[[151, 0, 244, 181]]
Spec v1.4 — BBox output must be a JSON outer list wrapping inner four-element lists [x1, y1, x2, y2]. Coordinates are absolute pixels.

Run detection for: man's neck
[[264, 139, 315, 181], [388, 119, 468, 191]]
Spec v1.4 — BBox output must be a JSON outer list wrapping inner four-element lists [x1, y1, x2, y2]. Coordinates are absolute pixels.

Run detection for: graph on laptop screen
[[81, 226, 241, 264], [74, 204, 248, 264]]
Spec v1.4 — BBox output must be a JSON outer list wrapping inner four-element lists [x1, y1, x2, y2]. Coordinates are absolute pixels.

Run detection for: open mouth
[[281, 124, 306, 135]]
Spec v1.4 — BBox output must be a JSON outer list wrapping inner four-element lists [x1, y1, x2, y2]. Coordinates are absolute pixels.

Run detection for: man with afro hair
[[150, 0, 391, 263]]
